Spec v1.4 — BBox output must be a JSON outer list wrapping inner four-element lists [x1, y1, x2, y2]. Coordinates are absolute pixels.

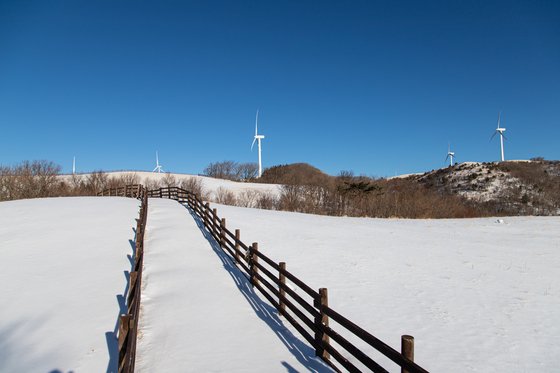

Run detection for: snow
[[135, 198, 331, 372], [386, 172, 424, 179], [3, 195, 559, 372], [210, 204, 560, 372], [0, 197, 140, 372]]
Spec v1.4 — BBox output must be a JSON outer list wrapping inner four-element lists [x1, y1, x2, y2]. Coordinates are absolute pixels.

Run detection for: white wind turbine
[[445, 144, 455, 167], [491, 112, 507, 162], [72, 156, 76, 174], [153, 151, 164, 173], [251, 109, 265, 178]]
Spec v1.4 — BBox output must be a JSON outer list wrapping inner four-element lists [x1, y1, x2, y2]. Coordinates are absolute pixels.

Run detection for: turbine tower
[[72, 156, 76, 174], [153, 151, 164, 173], [251, 109, 265, 178], [445, 144, 455, 167], [491, 112, 507, 162]]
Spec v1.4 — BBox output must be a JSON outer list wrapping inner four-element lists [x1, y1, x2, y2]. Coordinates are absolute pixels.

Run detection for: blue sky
[[1, 1, 558, 177]]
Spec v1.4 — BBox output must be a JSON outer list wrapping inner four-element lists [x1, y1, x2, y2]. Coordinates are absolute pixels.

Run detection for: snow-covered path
[[135, 198, 331, 372]]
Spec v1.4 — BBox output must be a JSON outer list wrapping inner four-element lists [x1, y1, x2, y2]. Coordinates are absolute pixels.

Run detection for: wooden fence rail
[[146, 186, 429, 373], [98, 185, 147, 373]]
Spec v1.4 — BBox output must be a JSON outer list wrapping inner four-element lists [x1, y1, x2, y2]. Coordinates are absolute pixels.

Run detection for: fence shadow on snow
[[100, 185, 430, 373], [187, 206, 332, 372]]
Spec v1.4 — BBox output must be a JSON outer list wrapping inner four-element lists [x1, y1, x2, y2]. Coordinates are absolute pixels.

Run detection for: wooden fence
[[147, 186, 429, 373], [98, 184, 145, 199], [98, 185, 147, 373]]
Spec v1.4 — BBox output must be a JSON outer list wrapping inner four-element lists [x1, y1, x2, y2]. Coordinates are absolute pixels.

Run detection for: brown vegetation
[[3, 159, 558, 219], [203, 160, 258, 181]]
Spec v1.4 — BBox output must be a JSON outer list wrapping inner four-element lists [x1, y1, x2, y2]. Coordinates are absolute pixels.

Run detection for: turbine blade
[[502, 133, 508, 140], [490, 131, 497, 141], [251, 137, 256, 150]]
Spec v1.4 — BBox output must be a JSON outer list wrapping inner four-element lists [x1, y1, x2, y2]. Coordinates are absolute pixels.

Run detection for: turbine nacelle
[[153, 151, 164, 173], [491, 112, 507, 161], [445, 144, 456, 166], [251, 109, 265, 177]]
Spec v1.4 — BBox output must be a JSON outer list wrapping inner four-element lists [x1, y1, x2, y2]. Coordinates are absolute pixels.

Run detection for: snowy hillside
[[0, 197, 140, 372], [62, 171, 282, 201], [416, 160, 560, 215], [135, 198, 331, 372], [212, 203, 560, 372], [2, 195, 558, 371]]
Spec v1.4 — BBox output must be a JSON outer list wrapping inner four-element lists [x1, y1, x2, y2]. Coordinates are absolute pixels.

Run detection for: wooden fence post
[[250, 242, 259, 288], [401, 335, 414, 373], [128, 271, 138, 303], [220, 218, 226, 248], [118, 314, 132, 351], [213, 208, 218, 237], [235, 229, 241, 263], [278, 262, 286, 315], [315, 288, 330, 361], [204, 203, 209, 228]]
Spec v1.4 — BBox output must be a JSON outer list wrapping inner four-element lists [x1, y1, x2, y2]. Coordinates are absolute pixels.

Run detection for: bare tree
[[86, 171, 109, 195], [237, 163, 259, 180], [180, 177, 207, 200], [215, 187, 236, 205], [160, 173, 177, 188]]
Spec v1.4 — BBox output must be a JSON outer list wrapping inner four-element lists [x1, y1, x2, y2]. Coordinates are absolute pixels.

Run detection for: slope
[[213, 203, 560, 372], [135, 198, 331, 372], [0, 197, 140, 372]]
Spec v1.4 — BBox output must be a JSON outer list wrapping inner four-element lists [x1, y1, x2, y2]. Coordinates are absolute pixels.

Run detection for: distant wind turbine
[[153, 151, 164, 173], [445, 144, 455, 167], [251, 109, 265, 178], [490, 112, 507, 162], [72, 156, 76, 174]]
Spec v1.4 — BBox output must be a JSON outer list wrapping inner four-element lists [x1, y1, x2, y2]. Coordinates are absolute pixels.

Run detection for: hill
[[0, 197, 139, 371], [3, 193, 559, 371], [414, 160, 560, 215], [257, 163, 331, 185], [2, 159, 559, 218]]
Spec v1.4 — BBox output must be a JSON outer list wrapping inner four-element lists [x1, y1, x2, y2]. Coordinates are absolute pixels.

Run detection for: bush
[[215, 187, 236, 205], [180, 177, 207, 200]]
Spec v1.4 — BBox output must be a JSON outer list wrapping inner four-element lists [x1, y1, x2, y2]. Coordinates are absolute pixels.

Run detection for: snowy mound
[[0, 197, 139, 372], [214, 203, 560, 372]]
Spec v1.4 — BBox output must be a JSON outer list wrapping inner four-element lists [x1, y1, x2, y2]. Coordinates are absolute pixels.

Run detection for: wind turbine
[[72, 156, 76, 174], [491, 112, 507, 162], [251, 109, 265, 178], [153, 151, 164, 173], [445, 144, 455, 167]]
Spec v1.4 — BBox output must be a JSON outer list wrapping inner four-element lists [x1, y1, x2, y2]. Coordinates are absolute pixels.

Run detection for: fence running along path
[[98, 185, 147, 373], [144, 186, 429, 373]]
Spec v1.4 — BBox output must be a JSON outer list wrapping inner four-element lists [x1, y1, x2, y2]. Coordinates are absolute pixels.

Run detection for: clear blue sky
[[1, 1, 559, 176]]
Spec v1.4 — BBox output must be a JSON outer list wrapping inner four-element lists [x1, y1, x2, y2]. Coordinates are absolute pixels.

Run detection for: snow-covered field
[[136, 199, 330, 372], [0, 197, 139, 372], [212, 204, 560, 372], [2, 195, 558, 372]]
